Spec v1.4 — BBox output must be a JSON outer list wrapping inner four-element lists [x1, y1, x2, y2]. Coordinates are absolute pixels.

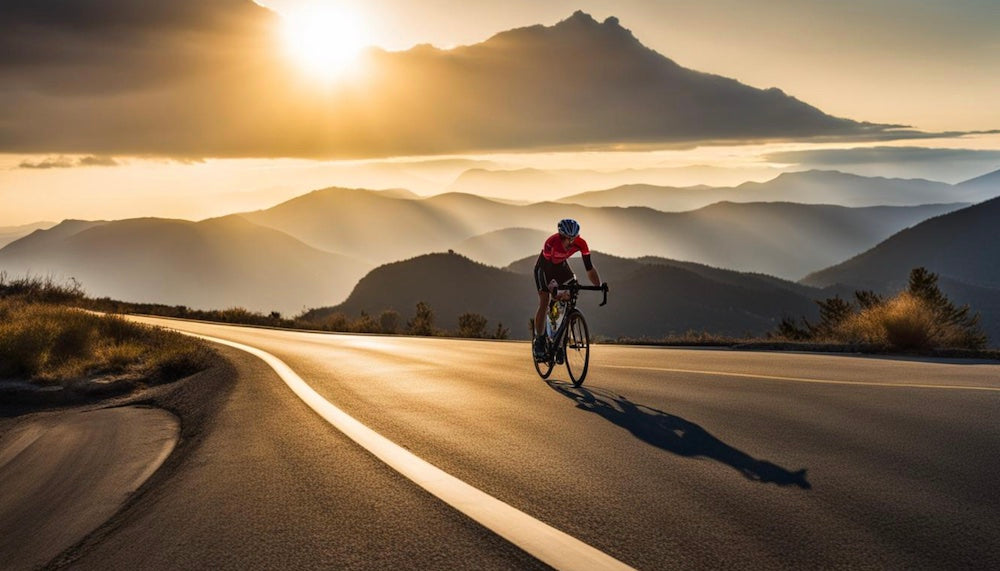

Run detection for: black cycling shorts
[[534, 256, 575, 293]]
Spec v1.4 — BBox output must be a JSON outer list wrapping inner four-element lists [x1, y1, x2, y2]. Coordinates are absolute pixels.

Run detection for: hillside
[[0, 216, 371, 314], [452, 228, 549, 268], [802, 196, 1000, 290], [314, 252, 821, 339], [0, 222, 57, 250], [242, 186, 962, 280]]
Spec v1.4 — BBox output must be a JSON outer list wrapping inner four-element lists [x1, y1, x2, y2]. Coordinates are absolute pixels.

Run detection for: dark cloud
[[0, 5, 930, 159], [18, 157, 77, 169], [18, 155, 119, 169]]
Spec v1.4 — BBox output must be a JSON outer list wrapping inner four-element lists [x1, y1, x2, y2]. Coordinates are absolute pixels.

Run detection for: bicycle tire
[[530, 321, 555, 379], [534, 353, 554, 379], [563, 310, 590, 386]]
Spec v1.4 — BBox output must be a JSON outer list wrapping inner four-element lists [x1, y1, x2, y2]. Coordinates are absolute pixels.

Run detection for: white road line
[[189, 333, 635, 571], [605, 365, 1000, 392]]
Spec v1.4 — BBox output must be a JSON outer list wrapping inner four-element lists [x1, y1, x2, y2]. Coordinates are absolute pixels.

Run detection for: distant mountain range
[[241, 187, 964, 279], [0, 216, 370, 314], [803, 195, 1000, 290], [446, 165, 781, 200], [308, 251, 822, 340], [556, 169, 999, 211]]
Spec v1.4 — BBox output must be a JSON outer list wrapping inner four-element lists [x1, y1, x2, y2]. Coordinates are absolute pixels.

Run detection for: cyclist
[[533, 218, 603, 360]]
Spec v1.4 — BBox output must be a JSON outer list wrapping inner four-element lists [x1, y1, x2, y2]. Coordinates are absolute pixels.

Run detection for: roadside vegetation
[[89, 296, 511, 339], [3, 268, 993, 368], [776, 268, 989, 354], [0, 275, 214, 400]]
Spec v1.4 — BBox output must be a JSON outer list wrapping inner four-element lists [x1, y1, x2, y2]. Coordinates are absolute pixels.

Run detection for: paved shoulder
[[0, 407, 179, 570]]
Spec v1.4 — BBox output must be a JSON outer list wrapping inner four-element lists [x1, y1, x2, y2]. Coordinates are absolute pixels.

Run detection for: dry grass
[[0, 298, 214, 388], [833, 292, 983, 352]]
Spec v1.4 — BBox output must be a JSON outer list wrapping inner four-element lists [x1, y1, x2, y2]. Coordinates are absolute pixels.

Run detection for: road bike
[[532, 281, 608, 386]]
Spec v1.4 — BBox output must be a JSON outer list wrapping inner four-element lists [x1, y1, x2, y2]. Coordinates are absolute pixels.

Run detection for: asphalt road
[[40, 318, 1000, 569]]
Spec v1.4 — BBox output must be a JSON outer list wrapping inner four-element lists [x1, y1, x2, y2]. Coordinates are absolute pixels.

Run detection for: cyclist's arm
[[586, 267, 601, 287], [580, 247, 600, 287]]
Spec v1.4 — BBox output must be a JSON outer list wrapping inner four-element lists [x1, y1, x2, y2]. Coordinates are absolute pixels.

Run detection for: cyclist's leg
[[534, 290, 549, 337], [533, 262, 551, 338]]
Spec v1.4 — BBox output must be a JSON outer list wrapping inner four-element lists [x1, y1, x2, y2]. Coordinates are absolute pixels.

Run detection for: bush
[[776, 267, 988, 352], [378, 310, 400, 334], [457, 312, 489, 338], [351, 311, 380, 334]]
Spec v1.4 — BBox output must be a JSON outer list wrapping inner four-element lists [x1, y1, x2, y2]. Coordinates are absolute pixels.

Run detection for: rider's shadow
[[547, 380, 811, 489]]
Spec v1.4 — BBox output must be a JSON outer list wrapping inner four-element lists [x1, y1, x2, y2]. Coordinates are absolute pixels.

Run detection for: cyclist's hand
[[601, 282, 609, 292]]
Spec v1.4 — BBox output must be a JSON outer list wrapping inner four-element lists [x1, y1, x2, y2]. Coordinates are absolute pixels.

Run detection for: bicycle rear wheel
[[564, 310, 590, 386]]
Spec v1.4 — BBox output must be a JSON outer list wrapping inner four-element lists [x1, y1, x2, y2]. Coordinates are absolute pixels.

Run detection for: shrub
[[378, 310, 400, 334], [457, 312, 489, 338], [351, 311, 380, 334]]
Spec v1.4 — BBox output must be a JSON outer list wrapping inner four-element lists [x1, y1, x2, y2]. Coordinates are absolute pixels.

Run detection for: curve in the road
[[187, 332, 635, 571]]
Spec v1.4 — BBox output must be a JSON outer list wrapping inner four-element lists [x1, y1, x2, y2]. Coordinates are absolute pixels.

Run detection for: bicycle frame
[[541, 281, 607, 360]]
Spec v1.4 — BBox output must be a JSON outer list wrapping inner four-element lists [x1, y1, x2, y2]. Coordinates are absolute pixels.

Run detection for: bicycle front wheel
[[563, 310, 590, 386]]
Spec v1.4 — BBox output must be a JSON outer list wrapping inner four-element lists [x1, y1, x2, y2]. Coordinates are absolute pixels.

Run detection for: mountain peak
[[560, 10, 622, 28]]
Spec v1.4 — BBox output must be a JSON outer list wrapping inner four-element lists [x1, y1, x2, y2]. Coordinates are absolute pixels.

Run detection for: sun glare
[[281, 3, 367, 81]]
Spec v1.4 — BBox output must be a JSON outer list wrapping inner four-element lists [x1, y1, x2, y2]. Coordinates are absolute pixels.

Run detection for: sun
[[280, 3, 368, 81]]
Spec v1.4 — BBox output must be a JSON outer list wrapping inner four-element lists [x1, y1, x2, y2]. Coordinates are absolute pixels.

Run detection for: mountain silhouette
[[310, 251, 820, 339], [385, 10, 894, 151], [558, 170, 972, 211], [242, 187, 962, 279], [0, 216, 371, 314], [0, 221, 60, 250], [802, 196, 1000, 290]]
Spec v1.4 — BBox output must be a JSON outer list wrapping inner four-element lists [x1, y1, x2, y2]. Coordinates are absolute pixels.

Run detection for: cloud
[[19, 155, 119, 169], [0, 4, 930, 160], [18, 157, 76, 169]]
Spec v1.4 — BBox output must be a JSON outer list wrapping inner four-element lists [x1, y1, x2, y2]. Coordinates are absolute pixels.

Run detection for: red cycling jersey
[[541, 233, 590, 265]]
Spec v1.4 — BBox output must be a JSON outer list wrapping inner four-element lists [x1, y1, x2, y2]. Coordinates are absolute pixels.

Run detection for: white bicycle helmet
[[557, 218, 580, 238]]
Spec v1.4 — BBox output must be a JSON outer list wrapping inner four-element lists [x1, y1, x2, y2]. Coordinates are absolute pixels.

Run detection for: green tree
[[808, 296, 854, 338], [906, 267, 987, 349], [407, 301, 434, 336], [854, 290, 884, 310]]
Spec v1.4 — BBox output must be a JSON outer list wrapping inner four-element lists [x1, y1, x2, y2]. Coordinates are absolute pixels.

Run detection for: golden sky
[[1, 0, 998, 225], [259, 0, 1000, 132]]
